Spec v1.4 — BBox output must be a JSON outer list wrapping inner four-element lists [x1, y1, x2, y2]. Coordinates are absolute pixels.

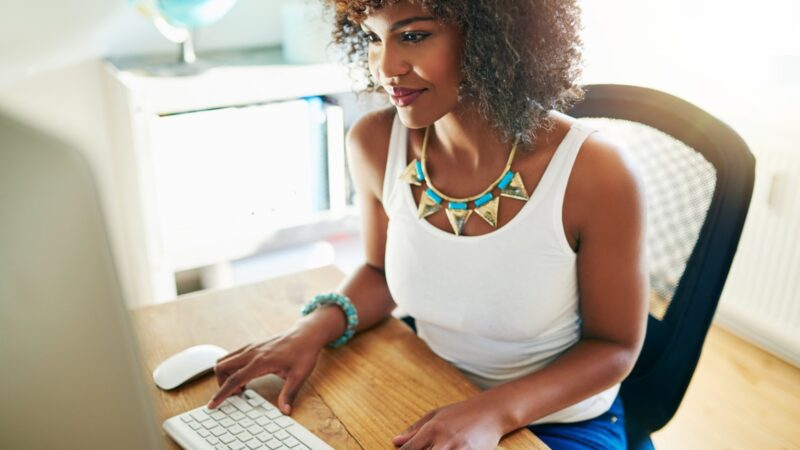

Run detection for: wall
[[0, 0, 293, 86]]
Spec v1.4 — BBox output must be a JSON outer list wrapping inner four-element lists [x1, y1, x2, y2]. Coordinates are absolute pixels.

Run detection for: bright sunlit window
[[580, 0, 799, 155]]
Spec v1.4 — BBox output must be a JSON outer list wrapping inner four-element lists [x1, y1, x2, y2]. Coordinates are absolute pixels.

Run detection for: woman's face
[[361, 1, 464, 129]]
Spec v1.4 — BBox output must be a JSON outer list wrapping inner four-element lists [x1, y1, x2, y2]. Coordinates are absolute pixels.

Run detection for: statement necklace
[[399, 126, 530, 236]]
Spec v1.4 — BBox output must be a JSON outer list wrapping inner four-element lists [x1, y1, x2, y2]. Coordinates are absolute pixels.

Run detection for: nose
[[372, 42, 410, 83]]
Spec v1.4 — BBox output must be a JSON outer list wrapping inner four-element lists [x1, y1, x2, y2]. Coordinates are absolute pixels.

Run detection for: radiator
[[715, 146, 800, 367]]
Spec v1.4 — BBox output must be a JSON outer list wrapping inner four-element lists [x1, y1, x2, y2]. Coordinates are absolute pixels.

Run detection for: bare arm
[[293, 263, 395, 347], [210, 109, 399, 411], [292, 108, 399, 347]]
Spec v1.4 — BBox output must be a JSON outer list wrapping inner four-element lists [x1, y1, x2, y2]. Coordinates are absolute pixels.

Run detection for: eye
[[401, 31, 430, 43], [364, 32, 380, 44]]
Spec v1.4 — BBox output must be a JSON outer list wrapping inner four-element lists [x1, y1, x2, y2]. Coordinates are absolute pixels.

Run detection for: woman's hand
[[207, 327, 326, 414], [392, 399, 506, 450]]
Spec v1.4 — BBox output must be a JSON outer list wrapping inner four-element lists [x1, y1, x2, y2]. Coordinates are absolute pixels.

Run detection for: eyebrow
[[390, 16, 435, 31], [362, 16, 436, 32]]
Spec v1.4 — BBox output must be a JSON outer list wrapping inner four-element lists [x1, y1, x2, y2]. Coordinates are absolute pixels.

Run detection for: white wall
[[0, 0, 292, 86]]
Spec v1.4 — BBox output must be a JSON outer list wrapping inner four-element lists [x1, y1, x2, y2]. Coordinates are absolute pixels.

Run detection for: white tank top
[[382, 112, 619, 424]]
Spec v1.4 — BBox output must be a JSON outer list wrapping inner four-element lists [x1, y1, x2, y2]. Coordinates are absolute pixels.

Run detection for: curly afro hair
[[322, 0, 585, 146]]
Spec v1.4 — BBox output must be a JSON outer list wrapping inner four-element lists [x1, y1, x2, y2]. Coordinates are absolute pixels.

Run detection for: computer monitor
[[0, 112, 165, 449]]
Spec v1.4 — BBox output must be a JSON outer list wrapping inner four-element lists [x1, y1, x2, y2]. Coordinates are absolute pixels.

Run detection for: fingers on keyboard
[[170, 390, 328, 449], [211, 360, 269, 408]]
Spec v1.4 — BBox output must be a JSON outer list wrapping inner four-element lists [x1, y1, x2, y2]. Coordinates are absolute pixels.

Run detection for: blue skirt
[[526, 394, 627, 450]]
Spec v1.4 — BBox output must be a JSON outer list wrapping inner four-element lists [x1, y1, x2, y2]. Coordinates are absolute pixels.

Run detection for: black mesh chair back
[[567, 84, 756, 449]]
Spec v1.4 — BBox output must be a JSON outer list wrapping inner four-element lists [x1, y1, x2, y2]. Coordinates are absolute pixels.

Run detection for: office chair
[[400, 84, 756, 449], [565, 83, 756, 449]]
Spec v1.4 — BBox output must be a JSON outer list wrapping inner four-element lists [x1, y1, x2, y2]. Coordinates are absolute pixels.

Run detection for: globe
[[155, 0, 237, 29], [129, 0, 238, 74]]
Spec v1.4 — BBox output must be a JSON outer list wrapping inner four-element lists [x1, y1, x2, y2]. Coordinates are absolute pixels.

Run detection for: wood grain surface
[[131, 266, 547, 449]]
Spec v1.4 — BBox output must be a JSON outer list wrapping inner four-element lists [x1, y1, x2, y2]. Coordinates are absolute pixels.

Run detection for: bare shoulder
[[546, 111, 639, 188], [345, 106, 397, 201], [558, 114, 646, 236], [577, 129, 643, 195]]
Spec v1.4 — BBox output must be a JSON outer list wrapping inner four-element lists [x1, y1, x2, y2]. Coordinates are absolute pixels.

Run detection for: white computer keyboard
[[163, 389, 333, 450]]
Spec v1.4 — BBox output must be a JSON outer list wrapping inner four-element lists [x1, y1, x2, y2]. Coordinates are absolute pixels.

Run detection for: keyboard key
[[255, 417, 270, 427], [245, 390, 265, 404], [247, 440, 266, 449], [229, 396, 254, 412], [265, 423, 280, 433], [231, 411, 246, 421], [274, 417, 294, 428], [220, 418, 235, 428], [188, 421, 202, 430], [181, 415, 193, 423], [205, 436, 219, 445], [219, 432, 236, 444], [248, 398, 262, 407], [210, 410, 226, 421], [191, 410, 209, 422], [228, 424, 245, 435], [240, 418, 255, 428], [203, 419, 219, 430], [247, 424, 262, 435], [221, 405, 238, 415], [266, 438, 282, 449], [197, 429, 211, 438], [283, 437, 299, 447], [274, 430, 290, 441], [238, 431, 254, 442], [265, 409, 283, 420], [210, 426, 226, 437], [229, 442, 246, 450], [256, 431, 272, 442], [260, 402, 278, 411], [247, 409, 263, 420]]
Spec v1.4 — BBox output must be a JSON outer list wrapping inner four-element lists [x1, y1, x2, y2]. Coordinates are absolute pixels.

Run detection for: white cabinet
[[101, 48, 358, 306]]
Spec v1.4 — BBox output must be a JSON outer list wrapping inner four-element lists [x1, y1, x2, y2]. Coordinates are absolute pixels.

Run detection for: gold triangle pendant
[[474, 197, 500, 228], [445, 208, 472, 236], [500, 172, 530, 201], [418, 192, 443, 219], [399, 159, 422, 186]]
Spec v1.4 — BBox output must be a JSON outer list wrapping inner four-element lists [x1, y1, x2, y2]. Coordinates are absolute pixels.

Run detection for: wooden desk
[[132, 266, 547, 449]]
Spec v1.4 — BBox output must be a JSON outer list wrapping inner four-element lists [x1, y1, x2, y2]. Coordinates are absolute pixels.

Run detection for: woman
[[210, 0, 648, 448]]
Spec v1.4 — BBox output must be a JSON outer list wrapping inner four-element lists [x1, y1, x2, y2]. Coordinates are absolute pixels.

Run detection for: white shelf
[[101, 47, 358, 306], [107, 47, 356, 115]]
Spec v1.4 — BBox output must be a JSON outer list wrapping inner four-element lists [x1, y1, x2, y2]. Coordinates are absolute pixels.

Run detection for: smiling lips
[[388, 87, 426, 107]]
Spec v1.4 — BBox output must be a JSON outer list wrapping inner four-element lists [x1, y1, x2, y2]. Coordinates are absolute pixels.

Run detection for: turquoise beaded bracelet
[[300, 293, 359, 348]]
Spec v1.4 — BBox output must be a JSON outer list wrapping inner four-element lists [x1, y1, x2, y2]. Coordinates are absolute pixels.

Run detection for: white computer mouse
[[153, 344, 228, 390]]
